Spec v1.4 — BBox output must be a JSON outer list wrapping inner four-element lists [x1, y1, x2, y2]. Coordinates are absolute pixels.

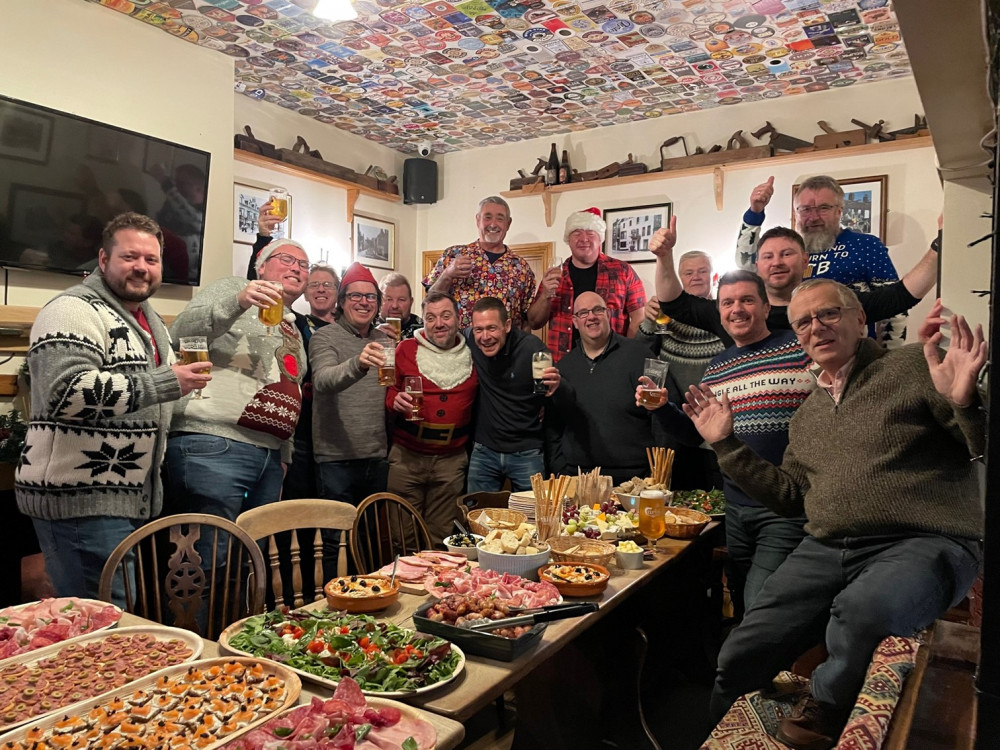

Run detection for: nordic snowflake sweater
[[16, 272, 182, 521]]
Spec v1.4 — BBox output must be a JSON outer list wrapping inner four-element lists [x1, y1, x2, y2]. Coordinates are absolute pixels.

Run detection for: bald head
[[573, 291, 611, 350]]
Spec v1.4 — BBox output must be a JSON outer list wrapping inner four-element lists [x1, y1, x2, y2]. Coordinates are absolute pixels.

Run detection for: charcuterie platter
[[0, 625, 203, 733], [0, 597, 122, 663], [373, 550, 476, 594]]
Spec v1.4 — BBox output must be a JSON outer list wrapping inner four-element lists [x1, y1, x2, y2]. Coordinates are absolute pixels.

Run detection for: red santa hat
[[564, 207, 607, 242], [254, 238, 306, 273], [340, 261, 378, 290]]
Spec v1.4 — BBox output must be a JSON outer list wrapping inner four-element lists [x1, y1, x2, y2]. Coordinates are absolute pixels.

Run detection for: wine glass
[[404, 376, 424, 422], [637, 490, 666, 554], [178, 336, 210, 399]]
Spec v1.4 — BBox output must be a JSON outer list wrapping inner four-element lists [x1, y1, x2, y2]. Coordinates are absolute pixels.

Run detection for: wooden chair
[[455, 490, 511, 523], [351, 492, 432, 573], [98, 513, 266, 640], [236, 499, 357, 609]]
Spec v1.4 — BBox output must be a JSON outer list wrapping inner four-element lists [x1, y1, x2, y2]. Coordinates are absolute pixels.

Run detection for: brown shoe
[[775, 697, 842, 750]]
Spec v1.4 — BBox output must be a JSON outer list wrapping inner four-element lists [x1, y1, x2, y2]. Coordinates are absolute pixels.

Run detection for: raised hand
[[649, 215, 677, 258], [644, 296, 660, 322], [923, 314, 987, 408], [916, 298, 946, 343], [682, 383, 733, 443], [750, 176, 774, 213]]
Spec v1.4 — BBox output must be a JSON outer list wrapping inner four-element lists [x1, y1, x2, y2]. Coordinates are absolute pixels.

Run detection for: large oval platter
[[0, 624, 204, 733], [0, 597, 123, 665], [219, 609, 465, 699], [0, 656, 300, 750]]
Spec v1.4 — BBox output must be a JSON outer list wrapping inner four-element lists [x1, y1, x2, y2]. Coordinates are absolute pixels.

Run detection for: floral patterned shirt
[[544, 254, 646, 362], [422, 240, 536, 329]]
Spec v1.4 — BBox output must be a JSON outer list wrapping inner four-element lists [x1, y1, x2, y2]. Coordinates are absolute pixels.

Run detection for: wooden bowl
[[538, 563, 610, 598], [468, 508, 528, 537], [662, 507, 711, 539], [324, 575, 400, 613], [546, 536, 616, 567]]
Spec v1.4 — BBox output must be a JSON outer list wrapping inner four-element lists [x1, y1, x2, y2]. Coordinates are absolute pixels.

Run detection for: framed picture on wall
[[603, 202, 672, 263], [234, 182, 289, 244], [792, 175, 888, 243], [0, 107, 54, 164], [353, 214, 395, 270], [7, 184, 86, 250]]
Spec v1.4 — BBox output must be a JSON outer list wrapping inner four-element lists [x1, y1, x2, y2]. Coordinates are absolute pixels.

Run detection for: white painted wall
[[419, 77, 943, 332]]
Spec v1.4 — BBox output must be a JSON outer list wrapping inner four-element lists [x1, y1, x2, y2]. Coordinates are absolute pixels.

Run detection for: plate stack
[[508, 490, 536, 523]]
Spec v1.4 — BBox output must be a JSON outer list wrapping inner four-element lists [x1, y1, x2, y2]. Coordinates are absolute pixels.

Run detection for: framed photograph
[[7, 184, 87, 250], [603, 202, 672, 263], [793, 175, 888, 243], [0, 107, 54, 164], [353, 214, 395, 270], [234, 182, 289, 245]]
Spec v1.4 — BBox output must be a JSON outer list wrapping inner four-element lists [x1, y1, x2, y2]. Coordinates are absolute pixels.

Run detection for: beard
[[801, 225, 840, 255], [105, 273, 159, 304]]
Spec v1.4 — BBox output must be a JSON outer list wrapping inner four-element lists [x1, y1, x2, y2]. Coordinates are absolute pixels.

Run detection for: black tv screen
[[0, 95, 210, 286]]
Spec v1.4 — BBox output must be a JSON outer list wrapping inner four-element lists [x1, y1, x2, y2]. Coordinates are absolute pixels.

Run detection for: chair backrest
[[351, 492, 433, 573], [236, 499, 357, 609], [456, 491, 511, 522], [98, 513, 266, 640]]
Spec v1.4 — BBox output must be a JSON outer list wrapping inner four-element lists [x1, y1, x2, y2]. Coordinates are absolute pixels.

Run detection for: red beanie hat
[[340, 262, 378, 289]]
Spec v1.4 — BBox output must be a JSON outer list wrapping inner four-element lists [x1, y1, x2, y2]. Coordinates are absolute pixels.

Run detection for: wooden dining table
[[123, 521, 721, 749]]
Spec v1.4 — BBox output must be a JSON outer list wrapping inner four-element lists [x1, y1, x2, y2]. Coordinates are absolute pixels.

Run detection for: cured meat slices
[[0, 598, 121, 661], [228, 678, 436, 750], [373, 550, 470, 586], [424, 567, 560, 609]]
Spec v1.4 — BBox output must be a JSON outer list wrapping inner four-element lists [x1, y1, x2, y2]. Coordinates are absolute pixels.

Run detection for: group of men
[[13, 176, 984, 750]]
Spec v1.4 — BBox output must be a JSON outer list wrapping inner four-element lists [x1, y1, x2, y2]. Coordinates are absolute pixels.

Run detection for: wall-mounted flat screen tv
[[0, 94, 210, 286]]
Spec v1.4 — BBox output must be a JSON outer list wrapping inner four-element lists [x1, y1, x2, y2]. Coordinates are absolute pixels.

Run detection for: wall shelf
[[501, 135, 933, 227], [233, 149, 401, 223]]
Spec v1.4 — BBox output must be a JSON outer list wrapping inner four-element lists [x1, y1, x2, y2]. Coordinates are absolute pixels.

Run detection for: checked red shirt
[[543, 253, 646, 362], [422, 240, 536, 329]]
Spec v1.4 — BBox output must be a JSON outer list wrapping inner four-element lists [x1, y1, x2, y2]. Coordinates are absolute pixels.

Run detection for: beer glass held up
[[531, 351, 552, 395], [257, 280, 284, 335], [404, 376, 424, 422], [378, 345, 396, 387], [269, 188, 289, 222], [179, 336, 210, 399], [639, 358, 669, 408]]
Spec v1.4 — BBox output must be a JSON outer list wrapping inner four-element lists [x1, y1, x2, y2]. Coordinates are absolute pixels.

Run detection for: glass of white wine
[[178, 336, 210, 399]]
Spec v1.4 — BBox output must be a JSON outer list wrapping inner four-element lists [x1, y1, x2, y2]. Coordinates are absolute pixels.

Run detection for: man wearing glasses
[[735, 175, 914, 348], [547, 292, 700, 486], [686, 279, 985, 749], [166, 239, 308, 523]]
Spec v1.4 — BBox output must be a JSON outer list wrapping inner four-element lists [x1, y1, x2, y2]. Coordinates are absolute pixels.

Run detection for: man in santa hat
[[527, 208, 647, 362], [310, 262, 395, 508]]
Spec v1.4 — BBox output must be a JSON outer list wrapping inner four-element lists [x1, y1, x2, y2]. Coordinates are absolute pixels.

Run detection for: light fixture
[[313, 0, 358, 21]]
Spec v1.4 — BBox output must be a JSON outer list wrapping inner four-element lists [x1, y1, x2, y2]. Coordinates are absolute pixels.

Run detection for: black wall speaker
[[403, 158, 438, 204]]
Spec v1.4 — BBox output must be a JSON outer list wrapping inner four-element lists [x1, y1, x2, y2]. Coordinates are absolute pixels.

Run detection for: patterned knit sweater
[[169, 277, 306, 464], [713, 340, 985, 540], [16, 272, 182, 521], [701, 330, 813, 507]]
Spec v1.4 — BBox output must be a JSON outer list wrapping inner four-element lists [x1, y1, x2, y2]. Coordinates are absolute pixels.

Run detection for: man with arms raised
[[695, 270, 811, 621], [686, 279, 985, 749], [311, 262, 394, 506], [422, 196, 535, 329], [386, 292, 478, 545], [467, 296, 560, 493], [375, 272, 423, 340], [167, 239, 308, 522], [17, 213, 208, 602], [653, 218, 936, 347], [548, 292, 700, 486], [736, 175, 912, 346], [527, 208, 646, 362]]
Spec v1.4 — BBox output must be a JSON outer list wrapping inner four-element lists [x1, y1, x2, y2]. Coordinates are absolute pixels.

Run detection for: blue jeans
[[711, 533, 981, 721], [725, 503, 807, 619], [32, 516, 142, 607], [467, 443, 544, 493], [316, 457, 387, 507]]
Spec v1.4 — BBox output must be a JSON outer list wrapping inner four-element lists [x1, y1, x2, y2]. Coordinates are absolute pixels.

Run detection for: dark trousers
[[725, 503, 807, 619], [710, 533, 980, 721]]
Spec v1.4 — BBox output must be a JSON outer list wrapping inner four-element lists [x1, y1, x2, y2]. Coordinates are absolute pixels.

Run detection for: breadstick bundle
[[645, 446, 675, 488], [531, 472, 571, 542], [576, 466, 612, 507]]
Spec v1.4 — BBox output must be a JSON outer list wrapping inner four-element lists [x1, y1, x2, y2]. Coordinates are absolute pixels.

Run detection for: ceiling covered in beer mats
[[88, 0, 911, 154]]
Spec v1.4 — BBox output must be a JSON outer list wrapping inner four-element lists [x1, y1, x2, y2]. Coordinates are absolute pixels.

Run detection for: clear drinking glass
[[269, 188, 289, 222], [386, 317, 402, 341], [404, 376, 424, 422], [639, 359, 669, 407], [257, 280, 284, 335], [637, 489, 666, 554], [179, 336, 210, 399], [378, 345, 396, 387], [531, 351, 553, 395]]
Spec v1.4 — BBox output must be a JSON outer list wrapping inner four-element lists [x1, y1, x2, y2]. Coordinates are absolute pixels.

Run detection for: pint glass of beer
[[531, 351, 553, 395], [639, 359, 669, 407], [404, 376, 424, 422], [386, 317, 402, 341], [269, 188, 289, 222], [257, 280, 284, 334], [378, 345, 396, 387], [179, 336, 210, 399]]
